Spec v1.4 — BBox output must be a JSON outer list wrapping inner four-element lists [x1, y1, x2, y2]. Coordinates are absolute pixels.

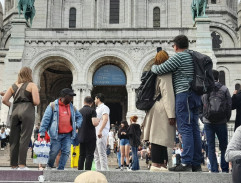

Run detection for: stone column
[[195, 17, 217, 69], [126, 84, 145, 125], [72, 84, 82, 110], [73, 84, 92, 109]]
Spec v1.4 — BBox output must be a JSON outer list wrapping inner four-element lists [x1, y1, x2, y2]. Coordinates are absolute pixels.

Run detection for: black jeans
[[232, 160, 241, 183], [151, 143, 167, 164], [78, 140, 96, 170]]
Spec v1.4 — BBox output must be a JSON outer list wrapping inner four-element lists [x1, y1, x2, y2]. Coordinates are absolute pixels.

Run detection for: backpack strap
[[50, 102, 55, 111]]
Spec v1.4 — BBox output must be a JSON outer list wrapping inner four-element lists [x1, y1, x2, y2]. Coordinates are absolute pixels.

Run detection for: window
[[235, 84, 240, 91], [219, 71, 225, 85], [69, 8, 76, 28], [153, 7, 160, 28], [211, 32, 222, 49], [110, 0, 119, 24], [211, 0, 216, 4]]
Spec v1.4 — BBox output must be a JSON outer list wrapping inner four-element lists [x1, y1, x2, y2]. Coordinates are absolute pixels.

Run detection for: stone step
[[0, 169, 232, 183], [43, 170, 233, 183]]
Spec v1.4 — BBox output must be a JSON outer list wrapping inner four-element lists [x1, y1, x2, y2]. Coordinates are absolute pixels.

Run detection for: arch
[[137, 48, 175, 79], [69, 7, 76, 28], [217, 66, 230, 86], [27, 49, 79, 87], [93, 65, 126, 86], [83, 49, 134, 85], [153, 7, 160, 28], [232, 79, 241, 89], [210, 22, 239, 47]]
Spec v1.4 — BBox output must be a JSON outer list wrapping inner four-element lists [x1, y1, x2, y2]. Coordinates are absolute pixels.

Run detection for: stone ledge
[[43, 170, 232, 183]]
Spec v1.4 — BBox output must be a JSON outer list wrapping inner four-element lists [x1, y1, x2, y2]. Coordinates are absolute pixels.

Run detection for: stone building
[[0, 0, 240, 128]]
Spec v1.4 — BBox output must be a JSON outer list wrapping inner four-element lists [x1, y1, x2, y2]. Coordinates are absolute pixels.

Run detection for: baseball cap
[[60, 88, 76, 97]]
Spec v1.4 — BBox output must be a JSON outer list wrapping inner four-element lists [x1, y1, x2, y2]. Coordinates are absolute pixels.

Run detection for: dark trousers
[[78, 140, 96, 170], [204, 123, 229, 173], [1, 138, 6, 148], [10, 105, 35, 166], [175, 91, 202, 166], [151, 143, 167, 164], [232, 160, 241, 183]]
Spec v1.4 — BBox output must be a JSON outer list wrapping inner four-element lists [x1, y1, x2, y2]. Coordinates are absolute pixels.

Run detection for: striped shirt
[[151, 51, 194, 94]]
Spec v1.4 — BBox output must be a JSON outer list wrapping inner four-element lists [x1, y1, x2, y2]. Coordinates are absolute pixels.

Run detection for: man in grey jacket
[[200, 70, 232, 173], [225, 126, 241, 183]]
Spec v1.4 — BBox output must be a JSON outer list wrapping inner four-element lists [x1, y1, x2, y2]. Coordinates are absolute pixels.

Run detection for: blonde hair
[[74, 171, 108, 183], [17, 67, 33, 83], [154, 50, 169, 65]]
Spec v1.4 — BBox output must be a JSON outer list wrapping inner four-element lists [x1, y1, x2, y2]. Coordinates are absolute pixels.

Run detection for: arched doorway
[[38, 64, 73, 121], [91, 64, 128, 125]]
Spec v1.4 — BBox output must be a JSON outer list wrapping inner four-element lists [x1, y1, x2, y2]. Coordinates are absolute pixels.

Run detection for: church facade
[[0, 0, 240, 128]]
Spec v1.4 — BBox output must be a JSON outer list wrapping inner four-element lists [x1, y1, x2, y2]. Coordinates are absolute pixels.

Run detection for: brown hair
[[154, 50, 169, 65], [130, 115, 138, 123], [17, 67, 33, 83]]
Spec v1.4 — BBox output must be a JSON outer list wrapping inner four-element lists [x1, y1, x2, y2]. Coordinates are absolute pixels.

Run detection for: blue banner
[[93, 65, 126, 86]]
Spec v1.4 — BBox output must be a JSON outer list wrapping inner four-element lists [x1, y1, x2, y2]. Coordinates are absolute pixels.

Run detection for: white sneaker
[[120, 166, 124, 171], [127, 167, 132, 171], [18, 167, 29, 170], [1, 148, 4, 151]]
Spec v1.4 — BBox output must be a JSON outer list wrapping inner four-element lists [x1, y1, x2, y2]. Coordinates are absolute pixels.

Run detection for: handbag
[[6, 84, 24, 126]]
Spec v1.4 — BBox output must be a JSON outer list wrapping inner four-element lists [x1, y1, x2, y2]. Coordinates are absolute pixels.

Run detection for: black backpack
[[187, 50, 215, 95], [136, 71, 161, 111], [205, 85, 227, 123]]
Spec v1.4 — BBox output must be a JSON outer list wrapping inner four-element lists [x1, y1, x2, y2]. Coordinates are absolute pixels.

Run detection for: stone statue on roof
[[191, 0, 207, 23], [18, 0, 35, 26]]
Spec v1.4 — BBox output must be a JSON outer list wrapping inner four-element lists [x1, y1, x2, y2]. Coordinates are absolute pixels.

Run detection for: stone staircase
[[0, 170, 232, 183]]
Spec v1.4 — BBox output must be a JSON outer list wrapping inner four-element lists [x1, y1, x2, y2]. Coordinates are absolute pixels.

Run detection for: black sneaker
[[192, 165, 202, 172], [169, 164, 192, 172]]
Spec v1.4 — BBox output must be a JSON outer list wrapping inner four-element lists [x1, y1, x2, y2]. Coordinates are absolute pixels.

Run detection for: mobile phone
[[157, 47, 162, 53]]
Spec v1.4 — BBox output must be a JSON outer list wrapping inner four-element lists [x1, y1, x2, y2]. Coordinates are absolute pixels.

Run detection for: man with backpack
[[151, 35, 203, 172], [39, 88, 83, 170], [200, 70, 232, 173]]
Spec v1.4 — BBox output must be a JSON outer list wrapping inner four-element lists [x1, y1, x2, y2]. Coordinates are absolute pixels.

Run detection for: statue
[[18, 0, 36, 26], [191, 0, 207, 23]]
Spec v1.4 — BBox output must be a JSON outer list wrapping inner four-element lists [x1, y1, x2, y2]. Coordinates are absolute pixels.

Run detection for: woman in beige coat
[[143, 50, 176, 171]]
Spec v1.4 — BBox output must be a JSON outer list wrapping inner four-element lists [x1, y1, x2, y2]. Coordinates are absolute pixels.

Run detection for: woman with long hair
[[3, 67, 40, 170], [127, 116, 141, 170], [118, 121, 130, 170], [143, 50, 176, 171]]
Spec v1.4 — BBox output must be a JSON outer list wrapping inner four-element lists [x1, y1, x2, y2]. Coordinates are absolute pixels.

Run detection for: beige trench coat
[[143, 73, 176, 148]]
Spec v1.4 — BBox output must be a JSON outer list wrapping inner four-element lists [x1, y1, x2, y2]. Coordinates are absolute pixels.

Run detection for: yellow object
[[71, 145, 80, 168]]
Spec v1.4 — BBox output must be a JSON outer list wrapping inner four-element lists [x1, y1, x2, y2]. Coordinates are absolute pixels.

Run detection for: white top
[[95, 103, 110, 137], [5, 128, 10, 136], [108, 131, 114, 139]]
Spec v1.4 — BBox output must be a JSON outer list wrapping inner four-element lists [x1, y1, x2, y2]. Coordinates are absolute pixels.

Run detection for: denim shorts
[[120, 139, 130, 146]]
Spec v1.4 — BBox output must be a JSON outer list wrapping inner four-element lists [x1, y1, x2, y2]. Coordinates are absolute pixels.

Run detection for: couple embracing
[[143, 35, 202, 172]]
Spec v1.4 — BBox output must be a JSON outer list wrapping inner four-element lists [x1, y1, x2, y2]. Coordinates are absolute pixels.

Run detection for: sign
[[93, 65, 126, 86]]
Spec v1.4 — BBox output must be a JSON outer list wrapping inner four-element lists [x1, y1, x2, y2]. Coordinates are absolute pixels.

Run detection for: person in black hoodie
[[127, 116, 141, 171], [232, 85, 241, 131], [118, 121, 130, 170]]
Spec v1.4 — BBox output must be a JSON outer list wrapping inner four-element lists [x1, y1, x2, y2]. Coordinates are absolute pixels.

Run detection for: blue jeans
[[48, 133, 72, 170], [117, 150, 121, 167], [175, 91, 202, 166], [120, 139, 130, 146], [131, 146, 139, 170], [204, 123, 229, 173]]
